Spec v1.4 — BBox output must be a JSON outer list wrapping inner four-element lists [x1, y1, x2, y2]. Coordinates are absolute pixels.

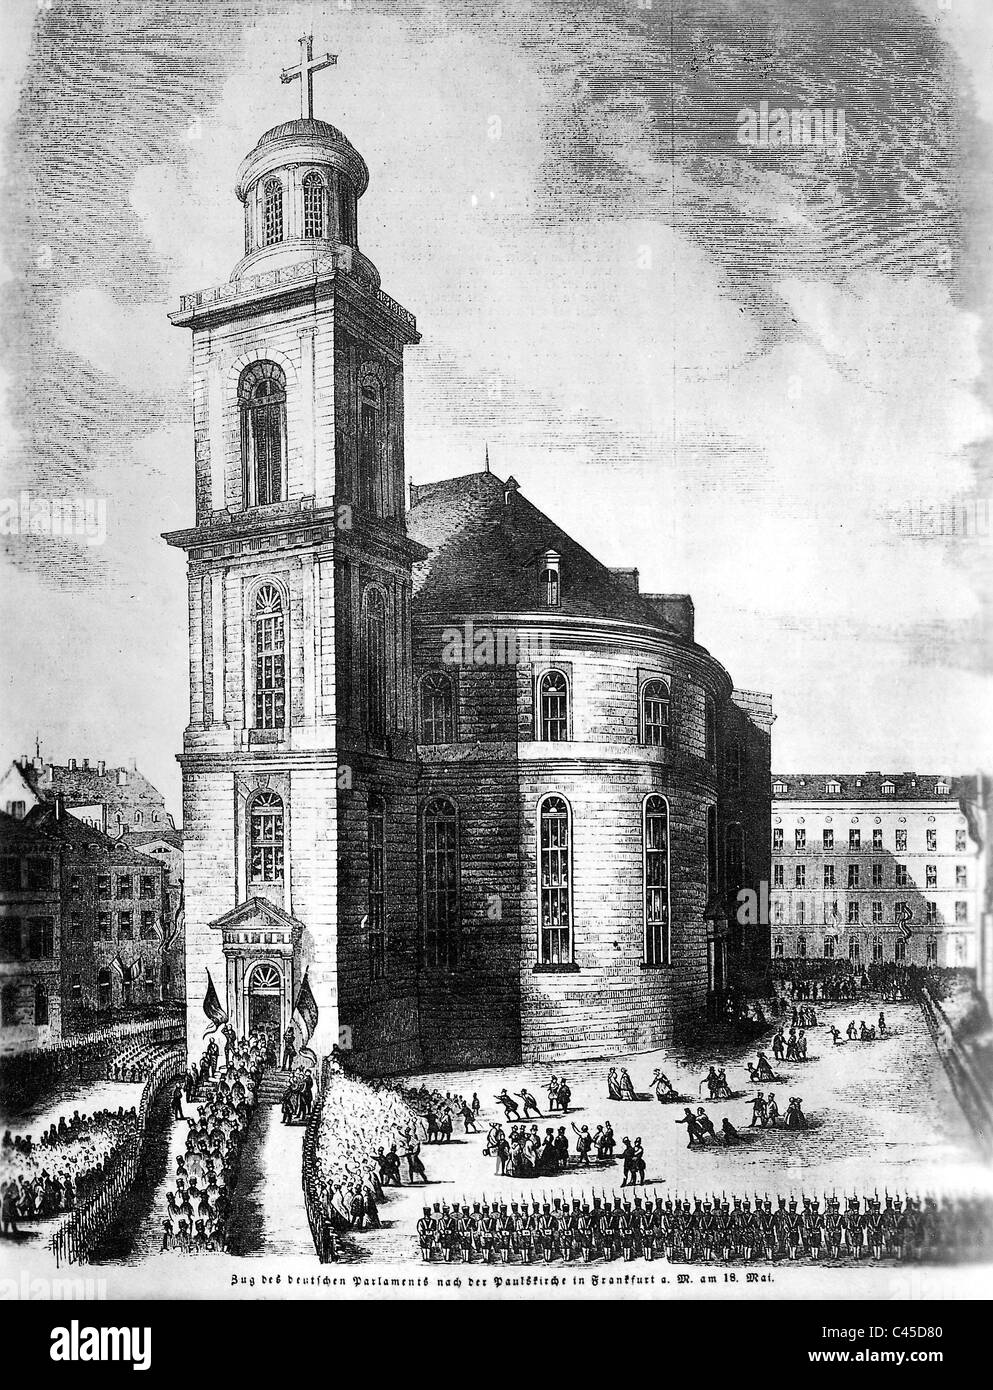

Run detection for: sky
[[1, 0, 992, 819]]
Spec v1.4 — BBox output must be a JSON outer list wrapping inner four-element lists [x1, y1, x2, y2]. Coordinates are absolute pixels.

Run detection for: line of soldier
[[414, 1191, 993, 1265]]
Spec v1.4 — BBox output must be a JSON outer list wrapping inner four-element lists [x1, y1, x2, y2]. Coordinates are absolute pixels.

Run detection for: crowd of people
[[0, 1105, 138, 1231], [314, 1073, 431, 1234], [158, 1028, 267, 1254], [413, 1191, 993, 1265]]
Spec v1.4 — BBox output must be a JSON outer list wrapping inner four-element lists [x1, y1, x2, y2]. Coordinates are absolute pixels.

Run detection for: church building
[[165, 40, 773, 1074]]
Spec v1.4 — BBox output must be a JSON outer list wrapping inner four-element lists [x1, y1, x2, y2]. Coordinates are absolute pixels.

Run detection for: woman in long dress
[[607, 1067, 622, 1100]]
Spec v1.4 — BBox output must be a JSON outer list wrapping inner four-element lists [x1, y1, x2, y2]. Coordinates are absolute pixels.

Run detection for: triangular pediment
[[209, 895, 304, 936]]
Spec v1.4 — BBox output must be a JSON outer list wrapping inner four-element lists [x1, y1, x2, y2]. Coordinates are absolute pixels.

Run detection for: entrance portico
[[210, 896, 305, 1039]]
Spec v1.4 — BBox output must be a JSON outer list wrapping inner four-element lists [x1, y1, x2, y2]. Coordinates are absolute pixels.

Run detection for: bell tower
[[165, 38, 424, 1068]]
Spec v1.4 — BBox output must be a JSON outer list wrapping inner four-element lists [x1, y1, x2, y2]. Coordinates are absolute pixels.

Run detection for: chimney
[[127, 756, 137, 773], [97, 760, 106, 776], [117, 768, 128, 786], [68, 757, 77, 771], [32, 754, 43, 771], [610, 567, 640, 593], [54, 793, 64, 821], [409, 481, 420, 508], [82, 758, 89, 770]]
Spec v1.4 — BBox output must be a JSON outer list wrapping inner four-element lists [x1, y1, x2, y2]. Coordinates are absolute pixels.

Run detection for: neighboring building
[[121, 823, 185, 938], [769, 773, 982, 969], [164, 76, 773, 1073], [0, 755, 176, 837], [0, 803, 184, 1053]]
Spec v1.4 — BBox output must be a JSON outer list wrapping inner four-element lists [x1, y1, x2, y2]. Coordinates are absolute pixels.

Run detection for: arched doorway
[[246, 960, 283, 1035]]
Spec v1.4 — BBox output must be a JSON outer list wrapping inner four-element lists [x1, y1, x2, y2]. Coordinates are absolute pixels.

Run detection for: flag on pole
[[164, 877, 184, 950], [897, 902, 913, 940], [202, 970, 228, 1036], [126, 958, 142, 983], [293, 970, 319, 1065], [110, 954, 127, 979]]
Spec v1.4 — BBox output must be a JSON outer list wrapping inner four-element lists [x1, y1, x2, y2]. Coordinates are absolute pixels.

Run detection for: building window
[[97, 874, 111, 897], [358, 377, 386, 515], [872, 863, 883, 889], [894, 938, 906, 963], [726, 826, 745, 900], [926, 937, 937, 965], [254, 584, 287, 730], [822, 828, 834, 850], [139, 875, 154, 898], [796, 899, 806, 926], [423, 798, 459, 969], [363, 587, 388, 740], [0, 983, 17, 1027], [27, 919, 54, 959], [68, 873, 80, 893], [70, 974, 82, 1004], [418, 673, 454, 745], [956, 829, 967, 852], [826, 779, 841, 794], [895, 900, 909, 925], [97, 912, 110, 939], [160, 962, 172, 1002], [706, 805, 718, 901], [823, 936, 835, 959], [955, 901, 968, 923], [773, 780, 788, 796], [956, 865, 967, 888], [539, 559, 560, 608], [98, 968, 112, 1009], [34, 983, 48, 1026], [240, 361, 287, 507], [705, 696, 717, 763], [643, 795, 670, 966], [538, 794, 571, 966], [642, 680, 670, 747], [849, 829, 860, 852], [141, 911, 156, 938], [70, 915, 82, 936], [302, 171, 326, 238], [262, 177, 283, 245], [848, 864, 860, 889], [895, 864, 908, 888], [772, 827, 783, 851], [872, 935, 884, 963], [538, 670, 569, 742], [773, 864, 784, 888], [872, 901, 884, 925], [823, 864, 835, 889], [26, 858, 52, 890], [882, 780, 895, 795], [824, 900, 838, 925], [925, 863, 937, 888], [5, 801, 26, 820], [926, 829, 937, 852], [118, 911, 133, 939], [249, 790, 284, 883], [847, 901, 860, 925], [926, 901, 937, 925], [0, 858, 19, 891], [773, 900, 784, 924], [895, 829, 907, 852], [796, 935, 807, 959], [794, 828, 806, 851], [849, 936, 860, 962], [116, 875, 131, 899], [774, 936, 784, 959], [955, 937, 967, 965], [872, 828, 882, 850], [368, 796, 386, 980], [794, 865, 805, 889]]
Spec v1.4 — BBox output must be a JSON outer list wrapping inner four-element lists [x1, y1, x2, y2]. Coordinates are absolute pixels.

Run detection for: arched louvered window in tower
[[644, 795, 670, 965], [538, 670, 569, 741], [239, 361, 287, 507], [642, 680, 671, 747], [302, 172, 325, 239], [538, 795, 571, 964], [253, 584, 286, 729], [262, 178, 283, 246], [419, 673, 455, 745]]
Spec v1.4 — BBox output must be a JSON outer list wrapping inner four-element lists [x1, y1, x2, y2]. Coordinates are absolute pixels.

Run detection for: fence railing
[[916, 978, 993, 1160], [301, 1056, 338, 1263], [49, 1046, 186, 1266]]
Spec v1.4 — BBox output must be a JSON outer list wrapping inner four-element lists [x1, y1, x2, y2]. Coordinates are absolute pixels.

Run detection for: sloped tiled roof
[[406, 471, 680, 634], [771, 772, 960, 801], [0, 805, 163, 867]]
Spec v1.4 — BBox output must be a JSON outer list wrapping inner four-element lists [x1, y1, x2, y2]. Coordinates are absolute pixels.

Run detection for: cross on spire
[[280, 35, 337, 121]]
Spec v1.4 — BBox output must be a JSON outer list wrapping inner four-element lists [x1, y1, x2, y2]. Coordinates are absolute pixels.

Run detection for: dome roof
[[253, 117, 357, 155]]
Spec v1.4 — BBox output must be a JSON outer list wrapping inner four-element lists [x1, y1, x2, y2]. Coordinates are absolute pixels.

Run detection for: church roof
[[254, 117, 356, 154], [406, 470, 681, 635]]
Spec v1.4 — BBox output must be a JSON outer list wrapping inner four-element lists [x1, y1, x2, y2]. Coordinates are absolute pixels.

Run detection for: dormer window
[[881, 780, 895, 795], [826, 779, 841, 794], [773, 781, 787, 796], [936, 780, 950, 795], [538, 551, 561, 607]]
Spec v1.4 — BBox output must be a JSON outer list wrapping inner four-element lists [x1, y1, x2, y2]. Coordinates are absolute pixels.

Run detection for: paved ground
[[344, 1000, 992, 1264]]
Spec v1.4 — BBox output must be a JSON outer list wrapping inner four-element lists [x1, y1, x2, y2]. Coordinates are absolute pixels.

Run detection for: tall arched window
[[705, 694, 717, 762], [253, 585, 286, 729], [706, 804, 719, 902], [363, 588, 388, 739], [419, 673, 454, 745], [538, 794, 572, 964], [539, 566, 560, 607], [538, 670, 569, 741], [302, 172, 326, 239], [368, 795, 386, 980], [644, 795, 670, 965], [423, 798, 459, 969], [725, 824, 744, 903], [249, 790, 284, 883], [339, 175, 357, 242], [358, 377, 384, 514], [239, 361, 287, 507], [642, 680, 671, 747], [262, 178, 283, 246]]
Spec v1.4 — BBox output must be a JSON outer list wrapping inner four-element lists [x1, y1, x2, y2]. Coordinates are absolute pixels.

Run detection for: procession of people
[[1, 1105, 139, 1231]]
